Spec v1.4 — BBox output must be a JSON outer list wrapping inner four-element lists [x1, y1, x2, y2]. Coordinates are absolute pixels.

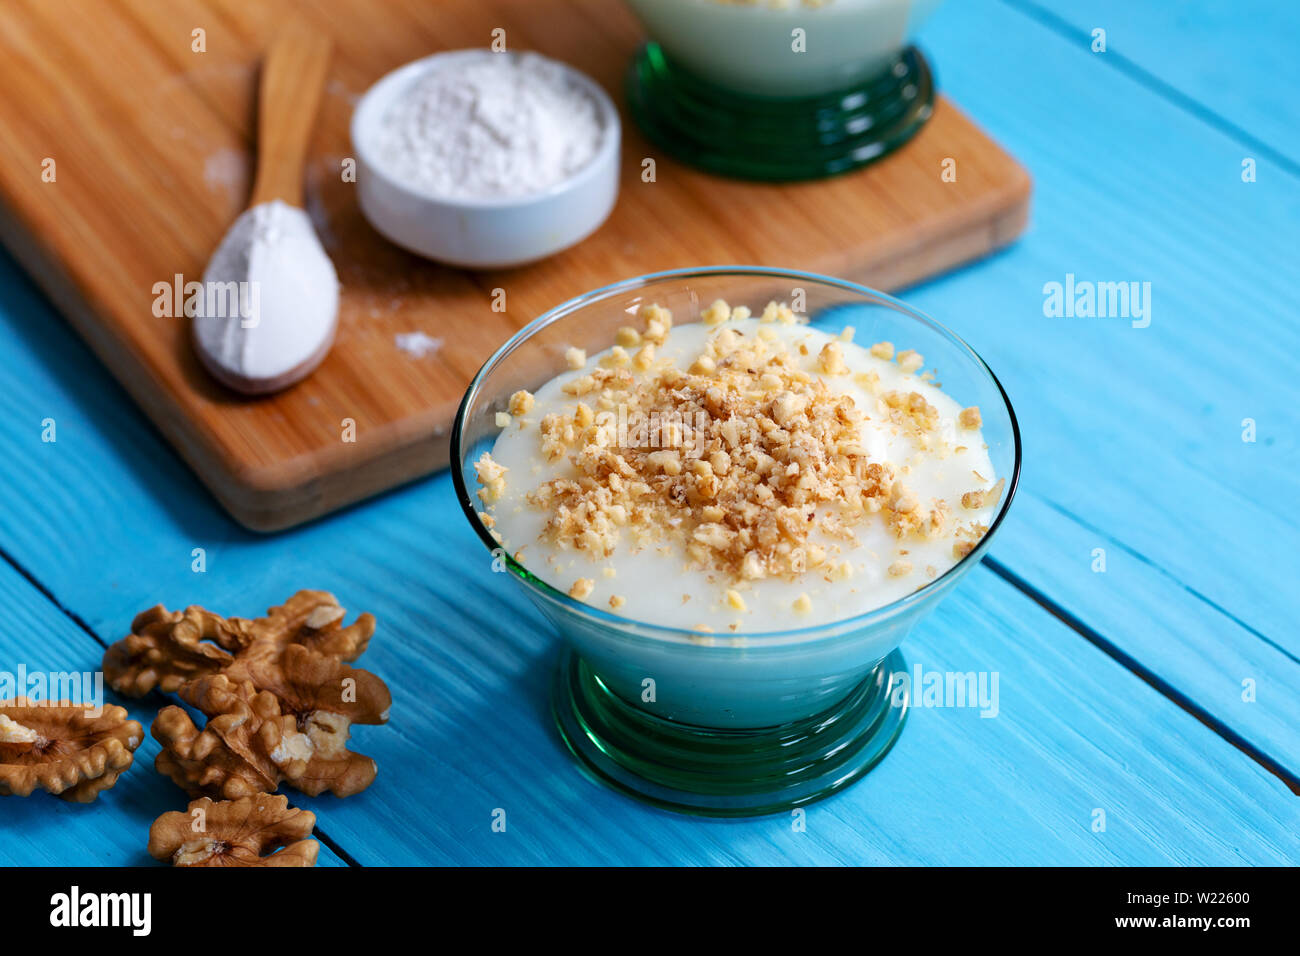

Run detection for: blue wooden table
[[2, 0, 1296, 866]]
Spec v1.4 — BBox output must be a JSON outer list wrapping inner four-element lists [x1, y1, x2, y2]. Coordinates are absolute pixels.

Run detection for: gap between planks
[[984, 556, 1300, 796], [1035, 495, 1300, 669], [997, 0, 1300, 178]]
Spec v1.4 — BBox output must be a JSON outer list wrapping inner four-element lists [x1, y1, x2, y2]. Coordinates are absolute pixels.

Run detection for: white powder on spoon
[[193, 200, 340, 395], [375, 51, 605, 199]]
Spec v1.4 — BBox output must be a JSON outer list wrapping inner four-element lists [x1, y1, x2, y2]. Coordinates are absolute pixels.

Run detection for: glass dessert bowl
[[621, 0, 944, 180], [452, 267, 1020, 816]]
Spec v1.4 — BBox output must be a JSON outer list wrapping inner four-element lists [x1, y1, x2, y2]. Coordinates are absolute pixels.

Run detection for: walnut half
[[0, 700, 143, 802], [153, 644, 390, 799], [104, 590, 376, 698], [148, 794, 318, 867]]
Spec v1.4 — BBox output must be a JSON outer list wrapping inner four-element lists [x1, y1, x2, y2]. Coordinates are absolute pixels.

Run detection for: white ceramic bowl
[[350, 50, 621, 269]]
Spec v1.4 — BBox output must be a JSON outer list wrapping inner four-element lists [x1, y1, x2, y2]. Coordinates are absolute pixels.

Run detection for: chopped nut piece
[[565, 347, 586, 370], [701, 299, 731, 326], [760, 301, 798, 325], [725, 589, 748, 612], [0, 700, 143, 802], [953, 541, 976, 559], [495, 412, 512, 428], [474, 452, 508, 505], [896, 349, 924, 374], [880, 390, 940, 436], [854, 369, 881, 394], [818, 341, 848, 375], [474, 453, 507, 485], [615, 326, 642, 348], [771, 392, 806, 426], [569, 578, 595, 600], [889, 483, 920, 514], [148, 794, 319, 867], [887, 560, 913, 577], [508, 390, 536, 416], [792, 593, 813, 614], [869, 341, 895, 360], [961, 477, 1003, 510], [609, 595, 626, 610], [644, 319, 667, 344], [640, 303, 673, 329], [958, 406, 982, 429]]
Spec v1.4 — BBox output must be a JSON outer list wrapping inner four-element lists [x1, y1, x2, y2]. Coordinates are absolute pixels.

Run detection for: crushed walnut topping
[[518, 307, 936, 582], [475, 305, 1002, 611]]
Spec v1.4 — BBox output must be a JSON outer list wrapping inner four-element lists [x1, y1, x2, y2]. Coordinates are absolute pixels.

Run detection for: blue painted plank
[[994, 492, 1300, 771], [0, 561, 347, 867], [910, 1, 1300, 668], [1000, 0, 1300, 166]]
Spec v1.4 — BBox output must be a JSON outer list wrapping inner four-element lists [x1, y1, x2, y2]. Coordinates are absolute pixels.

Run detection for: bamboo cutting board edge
[[0, 145, 1030, 532], [0, 0, 1032, 532]]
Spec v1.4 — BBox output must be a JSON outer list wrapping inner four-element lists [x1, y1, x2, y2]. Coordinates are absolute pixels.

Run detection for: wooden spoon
[[249, 20, 333, 209], [193, 20, 340, 397]]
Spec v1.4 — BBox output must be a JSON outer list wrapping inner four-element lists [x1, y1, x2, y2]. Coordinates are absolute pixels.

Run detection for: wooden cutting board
[[0, 0, 1030, 531]]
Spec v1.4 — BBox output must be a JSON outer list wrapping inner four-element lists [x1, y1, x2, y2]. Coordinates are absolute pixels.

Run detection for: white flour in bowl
[[374, 51, 605, 200]]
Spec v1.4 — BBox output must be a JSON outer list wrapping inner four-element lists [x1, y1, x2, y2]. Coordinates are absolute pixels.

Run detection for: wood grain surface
[[248, 18, 333, 209], [0, 0, 1030, 531]]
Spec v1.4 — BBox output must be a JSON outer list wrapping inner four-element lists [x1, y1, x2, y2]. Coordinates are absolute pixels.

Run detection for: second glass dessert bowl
[[452, 267, 1020, 816], [621, 0, 944, 180]]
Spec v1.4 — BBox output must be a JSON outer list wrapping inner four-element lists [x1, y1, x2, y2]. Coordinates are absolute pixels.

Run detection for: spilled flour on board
[[394, 332, 443, 358]]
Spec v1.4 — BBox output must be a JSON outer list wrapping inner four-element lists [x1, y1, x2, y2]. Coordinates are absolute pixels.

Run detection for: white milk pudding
[[475, 300, 1003, 635], [624, 0, 943, 97]]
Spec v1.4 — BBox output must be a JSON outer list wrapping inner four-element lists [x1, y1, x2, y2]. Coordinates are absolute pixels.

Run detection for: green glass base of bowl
[[626, 43, 935, 182], [552, 647, 909, 817]]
